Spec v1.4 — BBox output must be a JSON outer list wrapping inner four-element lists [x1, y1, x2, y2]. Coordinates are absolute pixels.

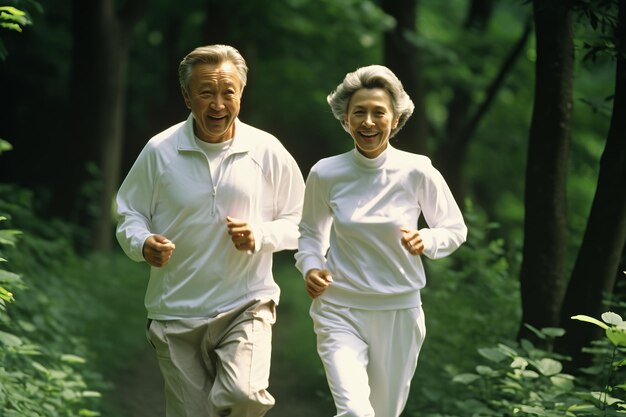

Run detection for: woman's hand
[[305, 268, 333, 299]]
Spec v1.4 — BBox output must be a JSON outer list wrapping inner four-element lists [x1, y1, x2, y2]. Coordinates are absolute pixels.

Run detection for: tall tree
[[518, 0, 574, 343], [434, 0, 496, 201], [68, 0, 145, 251], [434, 0, 532, 203], [381, 0, 428, 155], [557, 0, 626, 368]]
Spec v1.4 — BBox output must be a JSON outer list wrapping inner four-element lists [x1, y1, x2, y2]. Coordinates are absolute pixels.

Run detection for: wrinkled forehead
[[191, 62, 243, 89], [348, 87, 394, 109]]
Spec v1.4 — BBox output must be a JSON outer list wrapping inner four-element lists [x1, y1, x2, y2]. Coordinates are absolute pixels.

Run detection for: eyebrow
[[352, 105, 388, 111]]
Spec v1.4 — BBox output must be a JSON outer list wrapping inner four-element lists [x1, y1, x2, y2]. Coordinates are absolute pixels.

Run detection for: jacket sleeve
[[115, 145, 156, 263], [294, 167, 333, 278], [417, 162, 468, 260], [255, 145, 306, 252]]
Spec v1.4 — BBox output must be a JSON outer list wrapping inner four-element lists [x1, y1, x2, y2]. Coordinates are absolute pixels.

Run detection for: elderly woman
[[295, 65, 467, 417]]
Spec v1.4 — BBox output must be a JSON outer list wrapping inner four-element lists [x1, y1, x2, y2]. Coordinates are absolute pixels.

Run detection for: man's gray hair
[[327, 65, 415, 138], [178, 44, 248, 92]]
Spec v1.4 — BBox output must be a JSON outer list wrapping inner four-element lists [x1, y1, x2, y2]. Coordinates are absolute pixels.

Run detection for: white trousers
[[310, 298, 426, 417], [147, 299, 276, 417]]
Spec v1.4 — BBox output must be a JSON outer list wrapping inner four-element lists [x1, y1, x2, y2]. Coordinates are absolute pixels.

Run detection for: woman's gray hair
[[178, 44, 248, 92], [327, 65, 414, 138]]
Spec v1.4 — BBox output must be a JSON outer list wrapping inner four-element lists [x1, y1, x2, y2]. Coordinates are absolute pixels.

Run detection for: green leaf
[[478, 347, 508, 362], [510, 357, 528, 370], [0, 139, 12, 154], [550, 374, 574, 390], [476, 365, 497, 376], [0, 6, 27, 16], [591, 391, 623, 406], [542, 327, 566, 338], [78, 409, 101, 416], [606, 327, 626, 347], [0, 269, 22, 283], [453, 373, 481, 384], [531, 358, 562, 376], [567, 403, 598, 412], [31, 361, 49, 375], [0, 329, 22, 347], [518, 405, 549, 415], [0, 22, 22, 32], [61, 354, 87, 364], [497, 343, 519, 357], [524, 323, 546, 339], [571, 315, 609, 330], [521, 369, 540, 378], [0, 229, 22, 245]]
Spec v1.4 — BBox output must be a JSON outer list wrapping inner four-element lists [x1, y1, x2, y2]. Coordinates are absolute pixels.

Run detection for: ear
[[181, 86, 192, 109], [392, 116, 400, 129]]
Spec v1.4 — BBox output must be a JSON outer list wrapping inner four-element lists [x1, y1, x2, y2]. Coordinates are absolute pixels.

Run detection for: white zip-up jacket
[[295, 146, 467, 310], [116, 115, 305, 319]]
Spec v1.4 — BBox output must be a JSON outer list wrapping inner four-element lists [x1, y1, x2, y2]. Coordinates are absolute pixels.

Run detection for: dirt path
[[111, 338, 333, 417]]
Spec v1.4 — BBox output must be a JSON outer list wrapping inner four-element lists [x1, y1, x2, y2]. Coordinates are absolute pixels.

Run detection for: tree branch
[[460, 14, 533, 145]]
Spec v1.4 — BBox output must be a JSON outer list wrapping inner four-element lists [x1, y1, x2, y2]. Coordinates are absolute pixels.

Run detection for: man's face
[[182, 62, 242, 143]]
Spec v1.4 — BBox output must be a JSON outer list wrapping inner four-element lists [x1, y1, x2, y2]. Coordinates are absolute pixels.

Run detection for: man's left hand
[[226, 216, 255, 252]]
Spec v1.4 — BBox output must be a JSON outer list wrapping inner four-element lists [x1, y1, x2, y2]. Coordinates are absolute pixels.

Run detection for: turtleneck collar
[[351, 145, 392, 170]]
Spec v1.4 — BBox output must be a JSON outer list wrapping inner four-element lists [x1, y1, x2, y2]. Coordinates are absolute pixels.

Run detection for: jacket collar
[[177, 113, 253, 154]]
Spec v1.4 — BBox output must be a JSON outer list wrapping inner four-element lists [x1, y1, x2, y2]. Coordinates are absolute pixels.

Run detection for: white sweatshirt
[[116, 115, 305, 319], [295, 146, 467, 310]]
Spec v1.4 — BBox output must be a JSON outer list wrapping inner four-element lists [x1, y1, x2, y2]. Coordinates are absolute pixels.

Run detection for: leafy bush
[[0, 183, 150, 416], [429, 312, 626, 417], [0, 186, 102, 415], [405, 199, 521, 415]]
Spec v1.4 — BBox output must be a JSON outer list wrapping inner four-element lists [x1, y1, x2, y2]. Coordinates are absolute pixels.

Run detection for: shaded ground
[[111, 334, 333, 417]]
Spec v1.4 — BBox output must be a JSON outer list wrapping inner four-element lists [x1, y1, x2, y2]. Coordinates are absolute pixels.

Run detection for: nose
[[210, 96, 224, 110], [362, 114, 374, 127]]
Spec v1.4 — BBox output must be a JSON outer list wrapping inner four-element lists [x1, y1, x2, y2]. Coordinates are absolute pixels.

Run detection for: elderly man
[[115, 44, 305, 417]]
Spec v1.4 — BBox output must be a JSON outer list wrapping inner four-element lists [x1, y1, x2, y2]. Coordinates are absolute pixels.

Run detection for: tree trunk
[[434, 0, 530, 205], [518, 0, 574, 344], [556, 0, 626, 368], [69, 0, 144, 251], [65, 0, 104, 229], [381, 0, 428, 155]]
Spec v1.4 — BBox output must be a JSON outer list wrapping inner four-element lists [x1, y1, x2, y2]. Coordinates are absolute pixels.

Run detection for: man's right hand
[[143, 235, 176, 267], [305, 268, 333, 299]]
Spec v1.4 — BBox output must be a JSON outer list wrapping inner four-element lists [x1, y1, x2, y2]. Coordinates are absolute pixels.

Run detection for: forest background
[[0, 0, 625, 416]]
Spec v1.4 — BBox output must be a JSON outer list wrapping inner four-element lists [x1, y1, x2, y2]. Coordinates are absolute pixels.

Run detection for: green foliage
[[272, 251, 336, 410], [404, 200, 521, 415], [0, 1, 36, 60], [420, 313, 626, 417], [572, 0, 620, 62], [0, 186, 103, 416], [0, 184, 151, 416], [0, 139, 12, 155]]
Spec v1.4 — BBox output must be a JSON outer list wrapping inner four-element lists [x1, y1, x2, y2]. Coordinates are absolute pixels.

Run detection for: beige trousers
[[147, 299, 276, 417]]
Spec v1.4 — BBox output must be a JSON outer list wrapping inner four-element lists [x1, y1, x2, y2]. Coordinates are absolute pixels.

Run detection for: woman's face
[[345, 87, 399, 159]]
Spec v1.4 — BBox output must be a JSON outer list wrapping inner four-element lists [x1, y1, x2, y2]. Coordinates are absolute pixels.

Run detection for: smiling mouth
[[359, 131, 379, 138]]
